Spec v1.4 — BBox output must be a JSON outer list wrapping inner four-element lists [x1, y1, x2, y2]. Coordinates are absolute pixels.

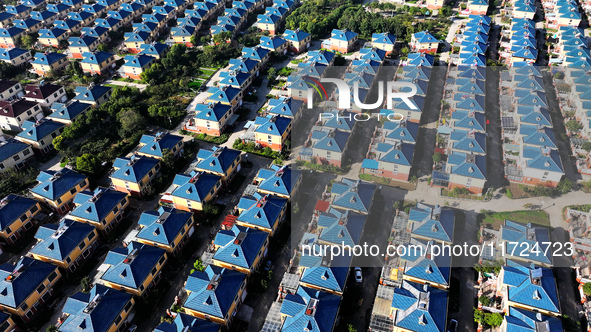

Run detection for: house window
[[36, 283, 46, 294], [70, 188, 77, 195], [48, 271, 58, 282], [124, 301, 132, 312], [13, 155, 20, 162], [20, 302, 29, 311], [88, 232, 96, 240], [66, 257, 72, 264], [158, 255, 165, 265], [78, 242, 85, 250], [151, 267, 157, 276], [31, 205, 38, 213]]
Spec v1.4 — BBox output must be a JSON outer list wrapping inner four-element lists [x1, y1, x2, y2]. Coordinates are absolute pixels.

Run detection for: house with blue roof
[[259, 35, 288, 54], [445, 152, 487, 194], [218, 70, 252, 90], [267, 97, 303, 119], [30, 218, 98, 272], [0, 256, 61, 322], [212, 224, 269, 274], [164, 171, 222, 212], [48, 101, 92, 124], [55, 19, 84, 34], [15, 119, 65, 155], [31, 52, 69, 76], [329, 29, 358, 53], [47, 3, 73, 14], [100, 241, 167, 297], [408, 203, 455, 245], [110, 155, 161, 197], [185, 102, 234, 136], [95, 16, 124, 32], [193, 146, 242, 183], [67, 10, 93, 26], [58, 284, 135, 332], [254, 164, 301, 199], [22, 0, 45, 8], [38, 28, 68, 47], [181, 265, 247, 326], [137, 132, 184, 160], [69, 187, 129, 234], [371, 32, 396, 55], [397, 238, 451, 289], [0, 13, 15, 29], [135, 206, 194, 253], [298, 247, 352, 295], [5, 4, 32, 19], [125, 31, 154, 53], [502, 306, 563, 332], [0, 194, 42, 244], [235, 194, 287, 234], [283, 29, 311, 53], [362, 139, 415, 182], [330, 178, 375, 214], [406, 52, 435, 67], [499, 220, 553, 266], [206, 85, 243, 110], [80, 51, 116, 76], [279, 286, 341, 332], [254, 114, 292, 152], [61, 0, 84, 10], [313, 209, 366, 247], [0, 137, 34, 173], [307, 128, 350, 167], [0, 47, 31, 66], [139, 43, 170, 59], [30, 167, 89, 214], [73, 85, 112, 106], [155, 312, 221, 332], [68, 35, 101, 59], [228, 57, 260, 75], [13, 18, 43, 34], [390, 281, 448, 332], [411, 31, 440, 54], [498, 260, 560, 316]]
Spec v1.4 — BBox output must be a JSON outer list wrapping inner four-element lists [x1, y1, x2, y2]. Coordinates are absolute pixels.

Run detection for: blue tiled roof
[[195, 146, 241, 175], [267, 97, 303, 118], [170, 172, 221, 202], [500, 220, 552, 265], [413, 30, 439, 44], [0, 257, 57, 309], [32, 52, 66, 65], [60, 284, 133, 332], [331, 29, 357, 42], [155, 312, 220, 332], [48, 101, 91, 122], [409, 204, 454, 243], [313, 129, 349, 153], [194, 102, 231, 122], [71, 187, 127, 222], [0, 194, 37, 231], [283, 29, 310, 42], [138, 133, 183, 158], [259, 36, 287, 50], [254, 115, 291, 136], [16, 119, 64, 143], [31, 168, 87, 201], [400, 239, 450, 286], [102, 241, 166, 289], [407, 53, 435, 66], [450, 130, 486, 154], [505, 306, 563, 332], [0, 138, 30, 164], [112, 155, 159, 183], [74, 85, 111, 102], [257, 164, 298, 197], [31, 218, 95, 261], [299, 249, 351, 293], [391, 281, 447, 332], [524, 147, 563, 173], [137, 206, 192, 246], [139, 43, 170, 57], [383, 120, 419, 143], [0, 47, 28, 61], [237, 194, 287, 230], [502, 262, 559, 313], [281, 286, 341, 332], [372, 32, 396, 45], [207, 86, 242, 104], [183, 265, 246, 319], [317, 210, 366, 246], [448, 152, 486, 179], [213, 225, 268, 269], [331, 178, 375, 213]]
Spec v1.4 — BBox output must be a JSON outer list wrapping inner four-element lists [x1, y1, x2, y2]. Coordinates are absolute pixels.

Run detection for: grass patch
[[191, 133, 230, 144], [481, 210, 550, 228], [188, 80, 203, 89], [198, 68, 217, 79], [442, 188, 486, 201], [359, 173, 417, 190]]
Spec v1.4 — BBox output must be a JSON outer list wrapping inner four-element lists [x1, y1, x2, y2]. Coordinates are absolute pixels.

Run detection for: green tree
[[52, 135, 66, 151], [81, 276, 92, 293], [583, 282, 591, 296], [161, 148, 175, 173], [213, 31, 232, 44], [582, 142, 591, 152], [347, 325, 357, 332], [20, 34, 36, 48], [193, 259, 206, 272], [76, 153, 101, 174], [200, 35, 211, 45], [117, 108, 146, 137], [566, 120, 583, 132], [97, 43, 109, 52], [474, 308, 485, 324], [484, 313, 503, 327], [478, 295, 491, 306], [59, 39, 69, 49], [433, 152, 443, 163]]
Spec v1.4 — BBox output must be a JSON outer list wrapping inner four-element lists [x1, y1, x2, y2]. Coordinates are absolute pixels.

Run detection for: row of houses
[[450, 14, 491, 66], [155, 164, 300, 330], [210, 0, 265, 38], [369, 203, 455, 332], [260, 178, 376, 332], [499, 18, 538, 66], [256, 0, 297, 35], [500, 65, 566, 187]]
